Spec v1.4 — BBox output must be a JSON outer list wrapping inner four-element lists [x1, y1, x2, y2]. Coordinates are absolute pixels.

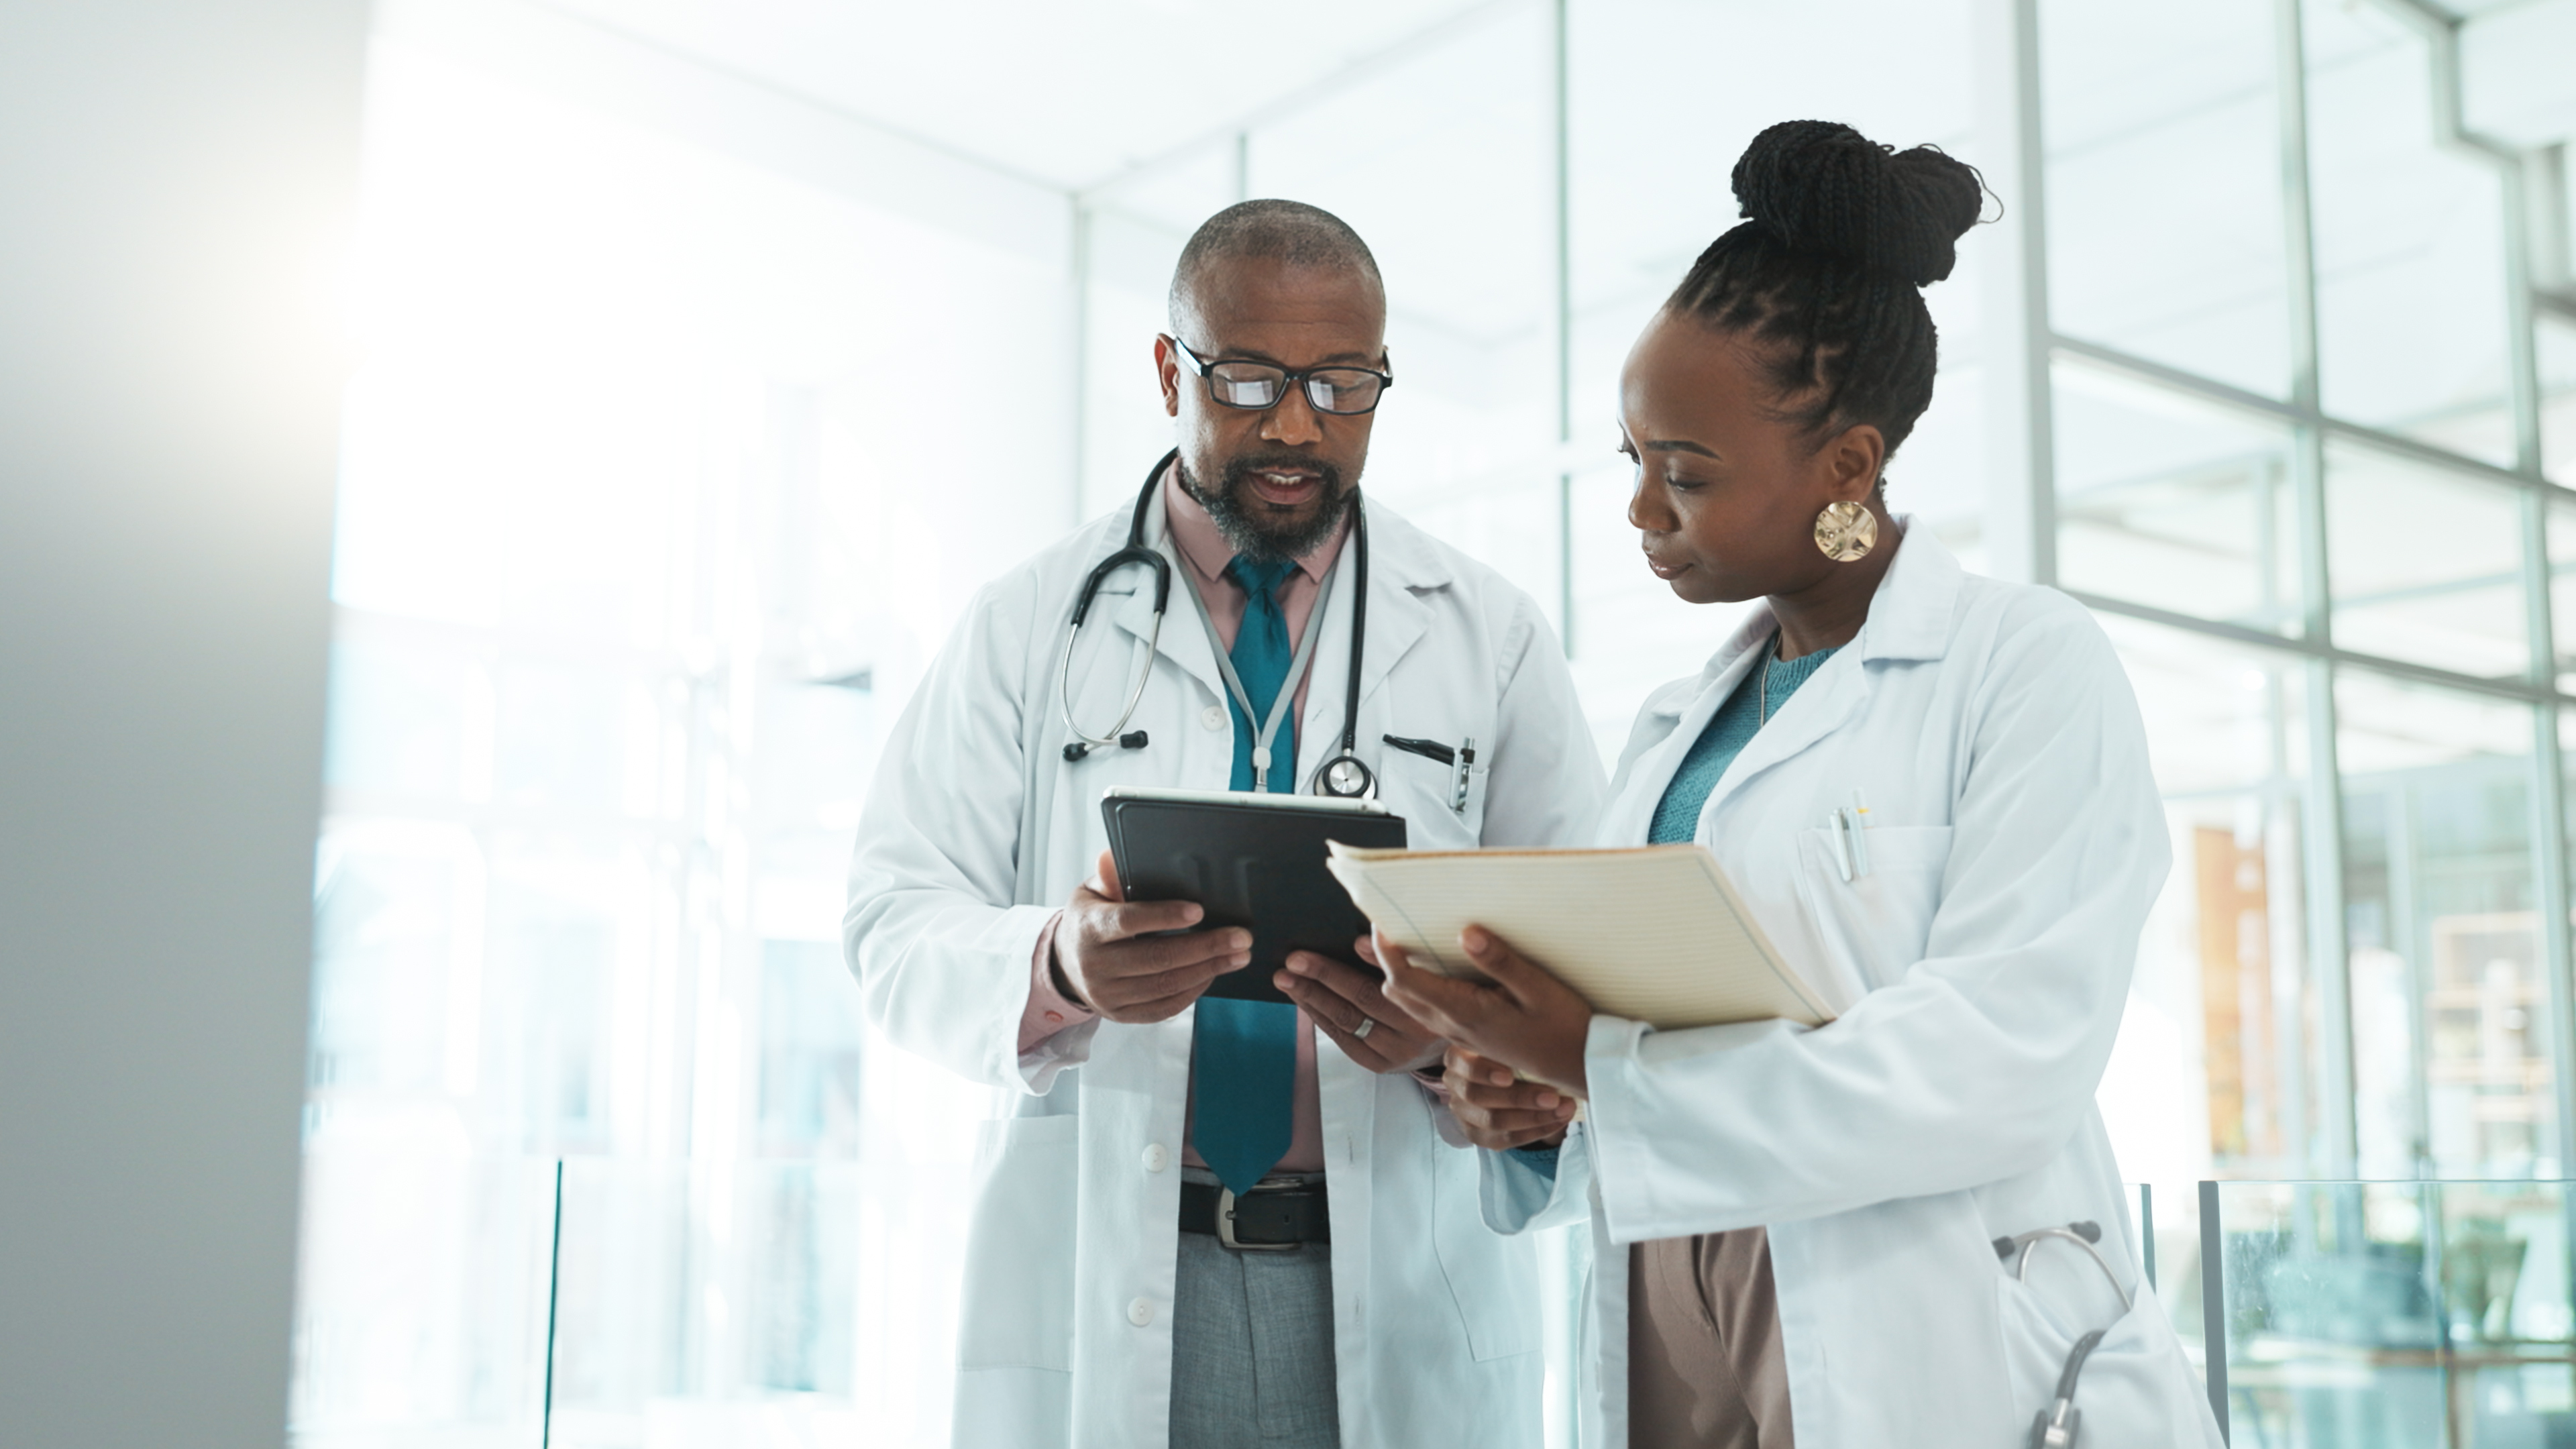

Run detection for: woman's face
[[1618, 310, 1884, 606]]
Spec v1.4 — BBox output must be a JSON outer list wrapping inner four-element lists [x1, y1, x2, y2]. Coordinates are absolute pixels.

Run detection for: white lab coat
[[1482, 524, 2223, 1448], [845, 480, 1606, 1449]]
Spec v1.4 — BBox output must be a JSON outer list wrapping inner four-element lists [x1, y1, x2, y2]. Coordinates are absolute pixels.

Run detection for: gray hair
[[1168, 199, 1384, 335]]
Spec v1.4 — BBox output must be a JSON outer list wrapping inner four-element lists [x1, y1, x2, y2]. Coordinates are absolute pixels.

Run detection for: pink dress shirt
[[1016, 464, 1349, 1173]]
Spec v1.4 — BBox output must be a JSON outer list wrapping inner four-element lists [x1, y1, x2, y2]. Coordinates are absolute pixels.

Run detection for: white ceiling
[[536, 0, 1503, 193]]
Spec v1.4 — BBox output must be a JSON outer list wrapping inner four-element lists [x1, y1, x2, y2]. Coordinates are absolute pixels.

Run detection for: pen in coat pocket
[[1847, 788, 1871, 877]]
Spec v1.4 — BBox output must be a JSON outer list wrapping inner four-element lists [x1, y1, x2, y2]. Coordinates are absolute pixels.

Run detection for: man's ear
[[1825, 423, 1886, 502], [1155, 333, 1182, 419]]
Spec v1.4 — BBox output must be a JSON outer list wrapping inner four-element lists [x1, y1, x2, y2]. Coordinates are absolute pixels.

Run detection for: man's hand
[[1053, 850, 1250, 1023], [1376, 924, 1593, 1097], [1277, 941, 1444, 1074], [1442, 1046, 1576, 1150]]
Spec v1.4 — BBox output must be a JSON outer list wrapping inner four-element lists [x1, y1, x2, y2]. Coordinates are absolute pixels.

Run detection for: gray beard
[[1177, 455, 1354, 564]]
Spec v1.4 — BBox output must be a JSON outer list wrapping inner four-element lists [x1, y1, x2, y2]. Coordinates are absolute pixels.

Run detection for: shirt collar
[[1161, 461, 1348, 588]]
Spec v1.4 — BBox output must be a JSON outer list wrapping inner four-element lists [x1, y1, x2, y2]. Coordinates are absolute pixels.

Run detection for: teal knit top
[[1648, 637, 1841, 845]]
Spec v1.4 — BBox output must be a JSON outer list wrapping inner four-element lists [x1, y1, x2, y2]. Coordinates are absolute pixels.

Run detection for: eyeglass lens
[[1205, 362, 1384, 415]]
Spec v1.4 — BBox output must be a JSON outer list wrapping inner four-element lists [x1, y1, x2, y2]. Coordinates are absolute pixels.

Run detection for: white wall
[[0, 3, 368, 1444]]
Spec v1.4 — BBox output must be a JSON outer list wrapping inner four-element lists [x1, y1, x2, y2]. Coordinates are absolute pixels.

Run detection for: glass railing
[[2140, 1179, 2576, 1448], [295, 1162, 2576, 1447], [290, 1157, 918, 1449]]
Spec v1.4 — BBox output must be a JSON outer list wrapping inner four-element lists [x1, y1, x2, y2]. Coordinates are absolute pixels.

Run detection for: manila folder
[[1322, 843, 1835, 1031]]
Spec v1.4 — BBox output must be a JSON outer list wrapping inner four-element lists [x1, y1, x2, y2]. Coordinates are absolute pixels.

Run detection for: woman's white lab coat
[[1484, 525, 2224, 1448], [846, 484, 1605, 1449]]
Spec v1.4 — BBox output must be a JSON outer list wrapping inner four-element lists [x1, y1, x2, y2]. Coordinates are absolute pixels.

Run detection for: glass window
[[2039, 0, 2292, 398], [1249, 6, 1558, 556], [288, 1157, 557, 1442], [547, 1161, 873, 1433], [2337, 669, 2548, 1180], [2326, 441, 2530, 680], [1560, 0, 1984, 739], [2055, 357, 2301, 635], [2548, 493, 2576, 694], [758, 940, 865, 1157], [2102, 616, 2320, 1181], [2542, 313, 2576, 486], [299, 38, 1065, 1446], [2208, 1180, 2576, 1445], [2304, 0, 2516, 467], [322, 630, 472, 802]]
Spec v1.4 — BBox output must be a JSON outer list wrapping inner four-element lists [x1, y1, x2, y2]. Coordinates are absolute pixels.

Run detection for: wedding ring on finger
[[1352, 1016, 1377, 1040]]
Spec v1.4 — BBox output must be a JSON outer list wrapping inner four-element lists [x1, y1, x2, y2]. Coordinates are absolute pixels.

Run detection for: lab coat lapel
[[1699, 518, 1960, 820], [1343, 499, 1445, 710], [1700, 653, 1866, 818], [1596, 614, 1772, 847]]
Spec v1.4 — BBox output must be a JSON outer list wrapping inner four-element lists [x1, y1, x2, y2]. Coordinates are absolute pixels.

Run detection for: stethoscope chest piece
[[1315, 753, 1377, 800]]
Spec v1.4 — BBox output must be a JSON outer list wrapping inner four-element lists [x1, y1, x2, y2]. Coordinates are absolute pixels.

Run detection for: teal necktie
[[1191, 557, 1301, 1194]]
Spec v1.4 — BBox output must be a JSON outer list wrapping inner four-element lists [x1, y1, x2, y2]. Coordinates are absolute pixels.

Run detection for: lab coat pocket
[[1794, 824, 1952, 998], [1995, 1277, 2213, 1449], [955, 1114, 1081, 1373], [1431, 1132, 1540, 1360], [1379, 750, 1486, 850]]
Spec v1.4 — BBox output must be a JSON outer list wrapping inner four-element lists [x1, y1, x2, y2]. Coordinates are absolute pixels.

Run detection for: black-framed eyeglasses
[[1165, 335, 1394, 416]]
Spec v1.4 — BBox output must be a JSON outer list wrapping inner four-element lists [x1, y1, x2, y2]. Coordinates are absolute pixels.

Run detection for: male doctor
[[843, 199, 1603, 1449]]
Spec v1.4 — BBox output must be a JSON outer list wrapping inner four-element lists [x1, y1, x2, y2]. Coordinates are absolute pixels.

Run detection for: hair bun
[[1730, 120, 1984, 286]]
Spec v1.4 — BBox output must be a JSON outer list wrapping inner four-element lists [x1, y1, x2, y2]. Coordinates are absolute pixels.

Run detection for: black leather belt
[[1179, 1177, 1330, 1251]]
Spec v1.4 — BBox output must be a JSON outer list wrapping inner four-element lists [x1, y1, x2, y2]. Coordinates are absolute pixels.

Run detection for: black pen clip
[[1382, 735, 1454, 766], [1383, 735, 1476, 812]]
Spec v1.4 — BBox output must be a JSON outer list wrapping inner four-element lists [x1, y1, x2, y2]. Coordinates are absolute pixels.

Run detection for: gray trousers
[[1168, 1171, 1340, 1449]]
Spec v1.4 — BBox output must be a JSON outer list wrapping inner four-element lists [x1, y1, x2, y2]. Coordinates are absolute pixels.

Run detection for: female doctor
[[1375, 122, 2226, 1447]]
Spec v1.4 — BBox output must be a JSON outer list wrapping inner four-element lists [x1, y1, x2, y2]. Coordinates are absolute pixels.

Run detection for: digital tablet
[[1099, 787, 1408, 1005]]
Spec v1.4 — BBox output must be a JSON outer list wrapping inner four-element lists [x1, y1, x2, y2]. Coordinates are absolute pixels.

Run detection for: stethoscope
[[1994, 1220, 2133, 1449], [1057, 449, 1378, 800]]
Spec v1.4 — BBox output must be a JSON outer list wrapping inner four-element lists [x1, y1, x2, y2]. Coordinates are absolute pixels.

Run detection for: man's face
[[1158, 257, 1387, 562]]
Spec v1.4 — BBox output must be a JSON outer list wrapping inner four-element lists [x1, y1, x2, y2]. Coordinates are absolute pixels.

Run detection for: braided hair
[[1672, 120, 1984, 470]]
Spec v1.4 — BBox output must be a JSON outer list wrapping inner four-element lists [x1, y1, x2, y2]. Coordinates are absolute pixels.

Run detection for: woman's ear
[[1821, 423, 1886, 502]]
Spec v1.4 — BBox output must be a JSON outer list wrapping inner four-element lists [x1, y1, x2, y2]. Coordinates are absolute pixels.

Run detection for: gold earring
[[1814, 500, 1877, 561]]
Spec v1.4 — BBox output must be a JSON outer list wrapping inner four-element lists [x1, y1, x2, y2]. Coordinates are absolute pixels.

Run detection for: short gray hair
[[1169, 199, 1384, 335]]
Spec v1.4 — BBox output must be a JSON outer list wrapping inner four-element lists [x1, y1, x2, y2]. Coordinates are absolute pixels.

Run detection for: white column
[[1971, 0, 2058, 587], [0, 3, 368, 1445]]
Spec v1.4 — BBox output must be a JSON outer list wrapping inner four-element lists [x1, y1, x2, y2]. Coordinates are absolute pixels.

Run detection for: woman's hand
[[1372, 924, 1593, 1098], [1442, 1046, 1576, 1150]]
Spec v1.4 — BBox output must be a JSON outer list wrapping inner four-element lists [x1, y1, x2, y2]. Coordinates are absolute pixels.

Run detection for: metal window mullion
[[2531, 146, 2571, 294], [2275, 0, 2322, 429], [2053, 332, 2567, 500], [2385, 782, 2432, 1177], [2505, 166, 2547, 477], [1071, 200, 1093, 527], [2521, 317, 2572, 1177], [1548, 0, 1573, 657], [2300, 657, 2357, 1176], [2012, 0, 2057, 588], [2531, 688, 2576, 1176], [2279, 0, 2358, 1176]]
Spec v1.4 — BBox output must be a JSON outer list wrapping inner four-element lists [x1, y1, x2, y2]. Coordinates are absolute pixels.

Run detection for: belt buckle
[[1215, 1185, 1299, 1253]]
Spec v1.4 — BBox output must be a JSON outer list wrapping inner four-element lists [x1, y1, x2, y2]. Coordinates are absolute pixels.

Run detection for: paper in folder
[[1322, 844, 1836, 1030]]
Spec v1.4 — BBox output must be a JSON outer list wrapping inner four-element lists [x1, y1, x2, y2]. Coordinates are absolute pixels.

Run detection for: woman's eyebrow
[[1642, 438, 1721, 459]]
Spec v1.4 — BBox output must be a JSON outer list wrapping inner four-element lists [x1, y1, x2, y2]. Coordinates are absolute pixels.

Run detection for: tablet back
[[1101, 790, 1407, 1004]]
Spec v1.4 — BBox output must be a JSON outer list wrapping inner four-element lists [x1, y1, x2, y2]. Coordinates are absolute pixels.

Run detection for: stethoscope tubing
[[1058, 449, 1374, 798]]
